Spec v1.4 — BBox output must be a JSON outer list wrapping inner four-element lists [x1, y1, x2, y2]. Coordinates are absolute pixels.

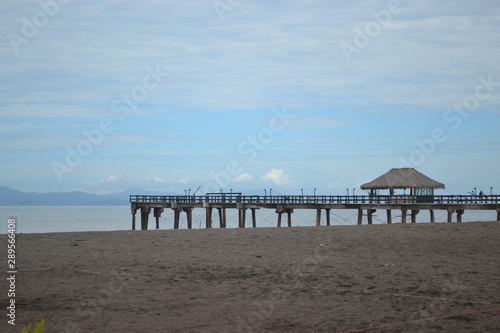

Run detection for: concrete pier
[[130, 194, 500, 230]]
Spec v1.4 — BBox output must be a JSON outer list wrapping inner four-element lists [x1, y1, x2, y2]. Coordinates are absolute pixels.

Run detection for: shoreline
[[6, 218, 499, 235]]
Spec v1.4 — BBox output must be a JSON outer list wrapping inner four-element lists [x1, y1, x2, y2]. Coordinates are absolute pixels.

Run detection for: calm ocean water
[[0, 206, 497, 234]]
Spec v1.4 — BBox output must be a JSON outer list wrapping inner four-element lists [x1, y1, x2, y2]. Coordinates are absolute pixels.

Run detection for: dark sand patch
[[2, 222, 500, 332]]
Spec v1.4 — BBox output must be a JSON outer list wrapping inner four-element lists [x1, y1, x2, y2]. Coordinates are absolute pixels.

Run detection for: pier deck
[[130, 194, 500, 230]]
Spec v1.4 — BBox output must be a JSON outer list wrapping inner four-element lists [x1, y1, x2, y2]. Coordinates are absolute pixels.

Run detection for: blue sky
[[1, 0, 499, 195]]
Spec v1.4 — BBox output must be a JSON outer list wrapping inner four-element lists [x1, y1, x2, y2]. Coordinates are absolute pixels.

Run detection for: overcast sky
[[1, 0, 500, 195]]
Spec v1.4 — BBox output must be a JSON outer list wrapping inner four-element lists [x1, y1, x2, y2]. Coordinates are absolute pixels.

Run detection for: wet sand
[[2, 221, 500, 332]]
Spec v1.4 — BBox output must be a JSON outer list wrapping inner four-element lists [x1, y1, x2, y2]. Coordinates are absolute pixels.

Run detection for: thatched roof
[[360, 168, 445, 190]]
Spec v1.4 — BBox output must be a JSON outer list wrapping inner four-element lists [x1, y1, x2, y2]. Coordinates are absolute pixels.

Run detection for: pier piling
[[173, 208, 181, 229], [316, 209, 321, 226], [447, 209, 454, 223], [239, 208, 246, 228], [154, 208, 164, 230], [411, 210, 419, 224], [131, 208, 137, 230], [401, 209, 407, 224], [185, 208, 193, 229], [367, 209, 376, 225], [140, 206, 151, 230], [277, 212, 283, 227], [287, 209, 293, 227], [206, 206, 212, 228], [251, 208, 257, 228]]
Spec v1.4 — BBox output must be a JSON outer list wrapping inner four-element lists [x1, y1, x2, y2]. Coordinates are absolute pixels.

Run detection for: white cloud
[[153, 177, 164, 183], [145, 176, 165, 183], [98, 175, 116, 183], [261, 169, 291, 186], [234, 173, 253, 182]]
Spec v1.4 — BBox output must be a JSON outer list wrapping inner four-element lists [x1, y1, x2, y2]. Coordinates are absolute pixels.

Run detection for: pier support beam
[[217, 208, 226, 228], [401, 209, 407, 224], [357, 208, 363, 225], [367, 209, 375, 225], [287, 209, 293, 227], [386, 209, 392, 224], [497, 209, 500, 221], [173, 208, 181, 229], [325, 209, 331, 226], [184, 208, 193, 229], [456, 209, 464, 223], [140, 206, 151, 230], [276, 205, 285, 227], [239, 208, 246, 228], [411, 210, 419, 224], [206, 207, 212, 228], [153, 208, 164, 230], [131, 208, 137, 230], [316, 209, 321, 226], [447, 209, 454, 223], [251, 208, 257, 228], [277, 212, 283, 227], [430, 210, 435, 223]]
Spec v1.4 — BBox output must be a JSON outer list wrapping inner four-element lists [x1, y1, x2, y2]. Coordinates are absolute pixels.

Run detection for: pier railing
[[130, 194, 500, 205]]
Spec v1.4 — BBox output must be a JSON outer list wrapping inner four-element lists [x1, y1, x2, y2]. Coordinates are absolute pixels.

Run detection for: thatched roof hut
[[360, 168, 445, 196]]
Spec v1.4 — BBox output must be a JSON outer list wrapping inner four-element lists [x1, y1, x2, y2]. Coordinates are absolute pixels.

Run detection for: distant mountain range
[[0, 186, 175, 206]]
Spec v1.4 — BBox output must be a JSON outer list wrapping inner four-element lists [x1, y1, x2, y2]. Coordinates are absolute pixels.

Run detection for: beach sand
[[2, 221, 500, 332]]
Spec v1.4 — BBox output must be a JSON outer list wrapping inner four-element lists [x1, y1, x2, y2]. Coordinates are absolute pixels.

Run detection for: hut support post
[[456, 209, 464, 223], [401, 209, 407, 224], [316, 209, 321, 226], [430, 210, 435, 223], [141, 207, 150, 230], [386, 209, 392, 224], [411, 210, 419, 224], [447, 209, 454, 223], [357, 208, 363, 225], [251, 208, 257, 228], [325, 209, 331, 226]]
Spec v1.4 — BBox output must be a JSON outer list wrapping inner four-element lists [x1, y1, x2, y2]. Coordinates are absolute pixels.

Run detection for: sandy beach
[[2, 221, 500, 332]]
